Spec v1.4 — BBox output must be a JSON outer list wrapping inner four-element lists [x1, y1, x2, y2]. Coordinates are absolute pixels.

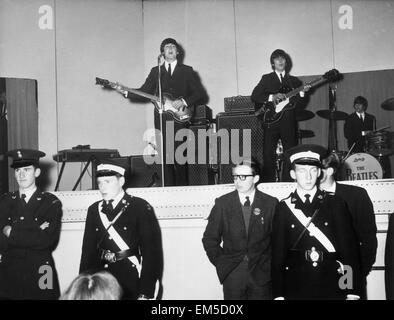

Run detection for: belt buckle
[[306, 247, 321, 267], [102, 250, 116, 263]]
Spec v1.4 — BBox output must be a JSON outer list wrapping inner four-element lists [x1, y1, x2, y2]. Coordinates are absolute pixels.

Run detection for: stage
[[53, 179, 394, 299]]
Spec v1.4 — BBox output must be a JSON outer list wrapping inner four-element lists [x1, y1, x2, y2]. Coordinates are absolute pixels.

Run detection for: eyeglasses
[[232, 175, 254, 181]]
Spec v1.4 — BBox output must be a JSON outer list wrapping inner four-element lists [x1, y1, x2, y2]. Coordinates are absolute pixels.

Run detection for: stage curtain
[[6, 78, 38, 190]]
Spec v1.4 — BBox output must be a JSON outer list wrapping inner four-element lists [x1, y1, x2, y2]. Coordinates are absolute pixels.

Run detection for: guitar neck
[[111, 82, 159, 102], [284, 77, 326, 99]]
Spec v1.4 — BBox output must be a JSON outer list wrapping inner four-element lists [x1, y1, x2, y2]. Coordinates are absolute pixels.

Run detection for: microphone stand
[[157, 55, 165, 187]]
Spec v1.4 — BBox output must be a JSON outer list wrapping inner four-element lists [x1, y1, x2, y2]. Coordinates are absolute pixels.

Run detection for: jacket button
[[95, 228, 99, 231], [108, 236, 112, 240], [20, 216, 24, 220], [35, 218, 38, 221], [123, 227, 127, 230], [291, 224, 295, 228], [104, 264, 108, 268], [324, 222, 328, 226]]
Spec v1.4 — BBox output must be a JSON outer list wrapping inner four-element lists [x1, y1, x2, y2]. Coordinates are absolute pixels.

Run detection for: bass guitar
[[255, 69, 340, 125], [95, 77, 192, 123]]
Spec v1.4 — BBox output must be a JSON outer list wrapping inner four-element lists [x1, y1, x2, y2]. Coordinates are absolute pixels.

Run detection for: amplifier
[[192, 105, 213, 123], [216, 112, 264, 184], [224, 95, 255, 113]]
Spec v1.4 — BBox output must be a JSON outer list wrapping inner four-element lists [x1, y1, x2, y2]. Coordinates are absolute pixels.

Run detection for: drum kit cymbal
[[316, 109, 348, 121], [381, 97, 394, 111]]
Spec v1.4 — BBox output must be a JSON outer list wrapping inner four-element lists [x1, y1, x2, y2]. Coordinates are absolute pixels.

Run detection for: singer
[[124, 38, 207, 186], [251, 49, 310, 182]]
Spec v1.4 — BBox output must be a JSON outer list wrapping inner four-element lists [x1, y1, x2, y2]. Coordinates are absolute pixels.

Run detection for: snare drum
[[337, 152, 383, 181]]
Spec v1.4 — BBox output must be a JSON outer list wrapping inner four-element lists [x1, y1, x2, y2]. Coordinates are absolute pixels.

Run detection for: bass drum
[[337, 153, 383, 181]]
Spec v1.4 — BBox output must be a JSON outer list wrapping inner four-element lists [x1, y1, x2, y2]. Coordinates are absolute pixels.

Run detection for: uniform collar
[[19, 186, 37, 203], [296, 186, 317, 203]]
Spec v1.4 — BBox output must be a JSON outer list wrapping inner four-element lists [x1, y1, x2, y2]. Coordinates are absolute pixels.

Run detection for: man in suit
[[320, 151, 377, 299], [0, 149, 62, 299], [123, 38, 208, 186], [79, 160, 163, 300], [344, 96, 376, 153], [271, 144, 362, 300], [251, 49, 310, 182], [202, 159, 278, 300]]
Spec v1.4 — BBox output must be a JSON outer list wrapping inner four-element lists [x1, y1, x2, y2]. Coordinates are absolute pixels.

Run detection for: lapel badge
[[12, 194, 17, 200], [146, 204, 152, 211], [122, 199, 126, 204], [317, 194, 323, 200], [17, 150, 22, 158], [253, 208, 261, 216], [260, 216, 264, 224], [37, 197, 42, 201]]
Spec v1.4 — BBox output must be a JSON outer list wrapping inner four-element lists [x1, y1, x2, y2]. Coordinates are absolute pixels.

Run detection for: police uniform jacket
[[335, 183, 377, 276], [202, 190, 278, 285], [0, 189, 62, 299], [79, 193, 162, 299], [271, 190, 361, 299]]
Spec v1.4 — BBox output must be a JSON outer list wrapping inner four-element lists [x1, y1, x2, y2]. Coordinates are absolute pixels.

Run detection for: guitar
[[254, 69, 340, 125], [95, 77, 192, 123]]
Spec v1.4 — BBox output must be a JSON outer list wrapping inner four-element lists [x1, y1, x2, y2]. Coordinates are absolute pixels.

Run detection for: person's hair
[[59, 271, 123, 300], [234, 158, 261, 176], [353, 96, 368, 109], [270, 49, 287, 67], [321, 152, 341, 174], [160, 38, 179, 53]]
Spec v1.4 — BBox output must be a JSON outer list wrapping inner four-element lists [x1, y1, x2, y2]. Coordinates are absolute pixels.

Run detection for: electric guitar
[[95, 77, 192, 123], [254, 69, 340, 125]]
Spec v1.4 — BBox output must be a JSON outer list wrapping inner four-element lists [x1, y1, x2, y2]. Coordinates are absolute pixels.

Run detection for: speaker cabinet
[[187, 123, 214, 185], [216, 112, 264, 184]]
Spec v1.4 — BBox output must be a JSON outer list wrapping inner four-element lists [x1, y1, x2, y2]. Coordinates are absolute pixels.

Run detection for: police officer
[[0, 149, 62, 299], [79, 160, 162, 300], [271, 144, 362, 300]]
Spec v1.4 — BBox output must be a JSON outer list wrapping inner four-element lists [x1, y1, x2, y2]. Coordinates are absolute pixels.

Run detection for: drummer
[[344, 96, 376, 153]]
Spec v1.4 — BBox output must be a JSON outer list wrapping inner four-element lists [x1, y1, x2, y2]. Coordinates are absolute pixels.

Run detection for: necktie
[[168, 63, 172, 76], [21, 194, 26, 202], [102, 200, 114, 217], [244, 196, 251, 207], [304, 194, 311, 205], [280, 73, 284, 83]]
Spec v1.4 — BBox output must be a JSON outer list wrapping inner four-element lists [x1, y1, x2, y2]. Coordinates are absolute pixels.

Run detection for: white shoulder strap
[[98, 201, 160, 299], [283, 198, 336, 252]]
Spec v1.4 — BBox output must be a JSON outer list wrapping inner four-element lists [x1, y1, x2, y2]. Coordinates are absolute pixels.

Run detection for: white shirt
[[165, 60, 177, 75], [323, 181, 336, 194], [102, 190, 125, 211], [268, 71, 304, 101], [356, 112, 365, 121], [19, 187, 37, 203], [296, 186, 317, 203], [238, 189, 256, 206]]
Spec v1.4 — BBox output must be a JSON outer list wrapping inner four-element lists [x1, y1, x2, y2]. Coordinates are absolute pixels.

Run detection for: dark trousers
[[222, 260, 272, 300], [154, 112, 189, 186], [262, 111, 297, 182]]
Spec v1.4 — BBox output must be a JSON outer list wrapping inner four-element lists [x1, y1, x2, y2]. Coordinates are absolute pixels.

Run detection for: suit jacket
[[0, 189, 62, 299], [335, 183, 377, 277], [344, 112, 376, 152], [385, 213, 394, 299], [271, 190, 362, 299], [79, 193, 162, 299], [251, 71, 303, 124], [202, 190, 278, 285], [128, 62, 208, 113]]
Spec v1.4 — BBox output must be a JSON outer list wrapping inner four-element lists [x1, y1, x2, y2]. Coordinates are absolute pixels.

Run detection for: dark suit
[[385, 213, 394, 299], [202, 190, 278, 299], [272, 190, 362, 300], [335, 183, 377, 278], [128, 63, 208, 186], [251, 72, 303, 182], [79, 193, 162, 299], [344, 112, 376, 153], [0, 190, 62, 300]]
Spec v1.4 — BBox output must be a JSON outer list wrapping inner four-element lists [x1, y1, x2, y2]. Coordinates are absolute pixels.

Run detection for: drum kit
[[274, 97, 394, 181], [336, 97, 394, 180]]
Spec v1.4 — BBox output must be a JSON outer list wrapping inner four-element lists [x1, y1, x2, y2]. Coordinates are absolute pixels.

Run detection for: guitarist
[[123, 38, 208, 186], [251, 49, 310, 182]]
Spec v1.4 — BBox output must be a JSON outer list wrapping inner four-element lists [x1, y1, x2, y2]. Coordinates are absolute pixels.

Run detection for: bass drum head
[[338, 153, 383, 181]]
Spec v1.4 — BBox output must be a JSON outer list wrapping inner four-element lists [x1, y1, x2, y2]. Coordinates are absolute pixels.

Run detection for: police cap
[[6, 149, 45, 168], [96, 159, 126, 177], [285, 144, 327, 167]]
